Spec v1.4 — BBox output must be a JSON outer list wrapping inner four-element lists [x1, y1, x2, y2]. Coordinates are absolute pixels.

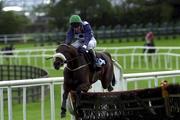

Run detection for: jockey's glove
[[78, 45, 87, 53], [82, 45, 87, 49]]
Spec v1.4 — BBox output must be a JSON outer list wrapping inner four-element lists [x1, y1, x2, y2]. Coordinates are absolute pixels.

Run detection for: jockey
[[65, 14, 102, 71]]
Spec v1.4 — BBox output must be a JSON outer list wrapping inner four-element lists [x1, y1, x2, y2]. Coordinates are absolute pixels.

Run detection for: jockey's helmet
[[69, 15, 82, 28], [69, 15, 82, 23]]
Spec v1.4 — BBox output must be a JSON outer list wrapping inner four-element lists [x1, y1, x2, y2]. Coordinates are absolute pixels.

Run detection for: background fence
[[0, 65, 48, 81], [0, 65, 48, 104], [0, 22, 180, 44], [0, 46, 180, 73]]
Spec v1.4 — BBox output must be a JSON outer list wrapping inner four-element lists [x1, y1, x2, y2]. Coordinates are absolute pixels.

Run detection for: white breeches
[[71, 37, 97, 50]]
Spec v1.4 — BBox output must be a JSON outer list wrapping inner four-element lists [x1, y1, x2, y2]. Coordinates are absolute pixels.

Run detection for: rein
[[65, 54, 90, 71], [65, 63, 90, 71]]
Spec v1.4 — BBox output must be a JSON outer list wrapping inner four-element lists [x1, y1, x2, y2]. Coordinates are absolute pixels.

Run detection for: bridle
[[51, 44, 91, 71]]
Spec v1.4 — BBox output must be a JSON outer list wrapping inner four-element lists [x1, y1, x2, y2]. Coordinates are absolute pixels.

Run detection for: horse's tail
[[112, 73, 116, 86]]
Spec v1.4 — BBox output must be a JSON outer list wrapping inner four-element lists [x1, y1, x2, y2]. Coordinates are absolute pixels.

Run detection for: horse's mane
[[58, 44, 77, 51], [60, 44, 70, 47]]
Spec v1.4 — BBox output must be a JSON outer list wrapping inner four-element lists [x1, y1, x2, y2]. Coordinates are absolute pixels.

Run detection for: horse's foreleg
[[61, 91, 69, 118], [75, 86, 82, 108], [75, 83, 91, 107]]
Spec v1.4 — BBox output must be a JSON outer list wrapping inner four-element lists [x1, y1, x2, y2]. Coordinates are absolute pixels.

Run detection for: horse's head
[[53, 52, 66, 70], [53, 44, 77, 70]]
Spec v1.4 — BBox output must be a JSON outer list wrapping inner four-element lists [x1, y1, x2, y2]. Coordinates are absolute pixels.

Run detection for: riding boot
[[88, 49, 97, 71]]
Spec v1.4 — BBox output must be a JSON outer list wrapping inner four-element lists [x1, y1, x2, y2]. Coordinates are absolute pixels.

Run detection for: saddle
[[79, 50, 106, 71]]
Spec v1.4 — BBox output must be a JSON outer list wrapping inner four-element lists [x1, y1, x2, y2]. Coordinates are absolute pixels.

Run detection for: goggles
[[71, 22, 81, 28]]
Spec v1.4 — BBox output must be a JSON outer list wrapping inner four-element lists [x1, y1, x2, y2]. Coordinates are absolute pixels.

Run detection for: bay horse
[[52, 44, 116, 118]]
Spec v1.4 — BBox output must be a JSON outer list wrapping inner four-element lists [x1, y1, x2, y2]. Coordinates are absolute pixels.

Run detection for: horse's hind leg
[[107, 74, 116, 91], [101, 73, 115, 92], [101, 79, 114, 92], [107, 85, 114, 91]]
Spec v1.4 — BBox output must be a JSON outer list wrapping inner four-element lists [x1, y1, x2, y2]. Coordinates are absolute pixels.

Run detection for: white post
[[0, 88, 4, 120], [131, 48, 136, 69], [138, 55, 142, 69], [158, 55, 161, 69], [148, 80, 152, 88], [134, 81, 138, 89], [176, 56, 179, 69], [7, 87, 13, 120], [164, 55, 168, 69], [123, 56, 126, 69], [23, 87, 26, 120], [154, 76, 158, 87], [4, 35, 7, 44], [50, 83, 55, 120], [41, 85, 45, 120], [144, 53, 149, 69]]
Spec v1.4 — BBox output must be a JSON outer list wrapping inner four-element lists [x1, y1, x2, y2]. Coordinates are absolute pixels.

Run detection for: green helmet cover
[[69, 15, 82, 23]]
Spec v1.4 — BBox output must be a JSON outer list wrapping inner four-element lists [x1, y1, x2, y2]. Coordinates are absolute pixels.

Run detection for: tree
[[0, 11, 30, 34], [0, 2, 2, 12], [49, 0, 115, 29], [120, 0, 179, 24]]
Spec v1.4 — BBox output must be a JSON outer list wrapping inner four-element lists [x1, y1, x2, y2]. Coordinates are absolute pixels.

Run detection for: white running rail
[[0, 46, 180, 70]]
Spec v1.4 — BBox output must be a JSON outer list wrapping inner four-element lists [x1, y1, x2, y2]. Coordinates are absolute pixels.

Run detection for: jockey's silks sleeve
[[65, 27, 74, 44], [83, 23, 93, 46]]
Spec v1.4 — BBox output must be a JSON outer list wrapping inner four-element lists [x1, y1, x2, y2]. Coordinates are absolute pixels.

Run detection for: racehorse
[[52, 44, 116, 118]]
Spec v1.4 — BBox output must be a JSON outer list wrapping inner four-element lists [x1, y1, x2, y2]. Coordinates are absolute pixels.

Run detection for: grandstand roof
[[1, 0, 53, 12]]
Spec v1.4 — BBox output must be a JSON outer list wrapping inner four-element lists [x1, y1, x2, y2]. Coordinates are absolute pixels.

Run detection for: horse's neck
[[66, 54, 87, 69]]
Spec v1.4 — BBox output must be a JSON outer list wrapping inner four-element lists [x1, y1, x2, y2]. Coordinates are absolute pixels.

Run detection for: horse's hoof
[[108, 86, 113, 92]]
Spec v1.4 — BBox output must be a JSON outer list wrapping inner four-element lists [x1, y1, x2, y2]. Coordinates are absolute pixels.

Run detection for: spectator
[[143, 32, 156, 54]]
